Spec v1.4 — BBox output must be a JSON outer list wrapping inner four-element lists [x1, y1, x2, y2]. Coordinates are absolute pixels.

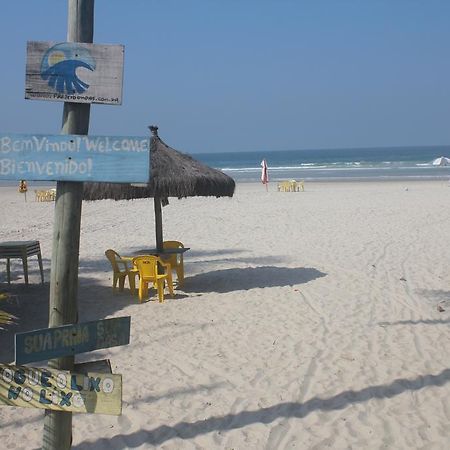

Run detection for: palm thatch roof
[[83, 126, 235, 201]]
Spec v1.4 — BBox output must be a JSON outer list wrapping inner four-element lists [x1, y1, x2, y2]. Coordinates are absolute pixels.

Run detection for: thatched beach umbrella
[[83, 126, 235, 251]]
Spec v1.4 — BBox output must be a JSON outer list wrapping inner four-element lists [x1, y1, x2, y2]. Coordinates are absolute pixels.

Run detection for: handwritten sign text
[[15, 317, 131, 364], [0, 134, 150, 182], [0, 364, 122, 415]]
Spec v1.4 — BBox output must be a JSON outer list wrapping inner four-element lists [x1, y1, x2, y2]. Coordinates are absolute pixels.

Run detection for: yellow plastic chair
[[35, 190, 45, 201], [162, 240, 185, 287], [0, 311, 16, 328], [132, 255, 174, 303], [47, 188, 56, 201], [105, 249, 139, 295], [278, 180, 304, 192], [289, 180, 305, 191], [0, 293, 15, 328], [34, 189, 56, 202], [277, 181, 291, 192]]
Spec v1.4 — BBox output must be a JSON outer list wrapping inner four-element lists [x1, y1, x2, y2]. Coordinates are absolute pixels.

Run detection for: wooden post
[[42, 1, 94, 449]]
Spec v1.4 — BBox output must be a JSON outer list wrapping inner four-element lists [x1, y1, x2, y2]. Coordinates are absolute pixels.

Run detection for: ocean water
[[2, 145, 450, 187], [193, 145, 450, 182]]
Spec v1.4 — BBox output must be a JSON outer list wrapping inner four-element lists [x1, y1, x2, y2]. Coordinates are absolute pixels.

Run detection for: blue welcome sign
[[0, 133, 150, 183], [15, 317, 131, 365], [25, 41, 124, 105]]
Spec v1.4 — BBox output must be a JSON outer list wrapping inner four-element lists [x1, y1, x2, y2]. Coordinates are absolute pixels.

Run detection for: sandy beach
[[1, 180, 449, 449]]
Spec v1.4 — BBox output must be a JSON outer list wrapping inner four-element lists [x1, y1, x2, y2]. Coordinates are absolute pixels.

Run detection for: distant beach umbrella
[[432, 156, 450, 166], [18, 180, 28, 202], [261, 159, 269, 190], [83, 126, 235, 251]]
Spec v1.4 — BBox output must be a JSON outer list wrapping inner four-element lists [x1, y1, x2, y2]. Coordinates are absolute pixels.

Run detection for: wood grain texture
[[25, 41, 124, 105]]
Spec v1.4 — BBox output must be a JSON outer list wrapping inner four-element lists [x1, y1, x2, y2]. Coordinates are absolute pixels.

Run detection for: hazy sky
[[1, 1, 449, 153]]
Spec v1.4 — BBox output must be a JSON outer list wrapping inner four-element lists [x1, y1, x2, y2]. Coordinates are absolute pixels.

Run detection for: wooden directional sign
[[25, 41, 124, 105], [0, 364, 122, 415], [0, 133, 150, 183], [15, 316, 131, 365]]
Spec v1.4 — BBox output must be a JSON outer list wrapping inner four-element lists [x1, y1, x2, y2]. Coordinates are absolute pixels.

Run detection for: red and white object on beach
[[261, 159, 269, 190]]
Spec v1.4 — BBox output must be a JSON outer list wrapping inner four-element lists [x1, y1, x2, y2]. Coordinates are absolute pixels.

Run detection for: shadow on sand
[[416, 289, 450, 302], [0, 260, 325, 363], [0, 278, 142, 364], [182, 266, 326, 293], [71, 368, 450, 449], [379, 318, 450, 326]]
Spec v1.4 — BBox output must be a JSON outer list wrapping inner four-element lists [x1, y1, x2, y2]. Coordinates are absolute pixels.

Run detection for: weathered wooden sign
[[15, 316, 131, 364], [25, 41, 124, 105], [0, 364, 122, 415], [0, 133, 150, 182], [75, 359, 112, 375]]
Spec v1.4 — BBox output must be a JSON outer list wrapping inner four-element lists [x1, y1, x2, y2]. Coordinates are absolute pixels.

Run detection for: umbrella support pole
[[154, 196, 163, 253], [154, 196, 165, 277]]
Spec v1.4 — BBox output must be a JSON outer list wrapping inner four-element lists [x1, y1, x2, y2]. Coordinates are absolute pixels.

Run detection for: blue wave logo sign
[[40, 43, 96, 94]]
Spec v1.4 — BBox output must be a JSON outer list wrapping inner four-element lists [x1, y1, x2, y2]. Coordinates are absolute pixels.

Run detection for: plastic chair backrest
[[163, 241, 184, 250], [163, 241, 184, 265], [133, 255, 159, 279], [105, 249, 122, 273]]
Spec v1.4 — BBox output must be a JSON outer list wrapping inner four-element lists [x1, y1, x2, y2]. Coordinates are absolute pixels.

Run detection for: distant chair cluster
[[34, 189, 56, 202], [277, 180, 304, 192]]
